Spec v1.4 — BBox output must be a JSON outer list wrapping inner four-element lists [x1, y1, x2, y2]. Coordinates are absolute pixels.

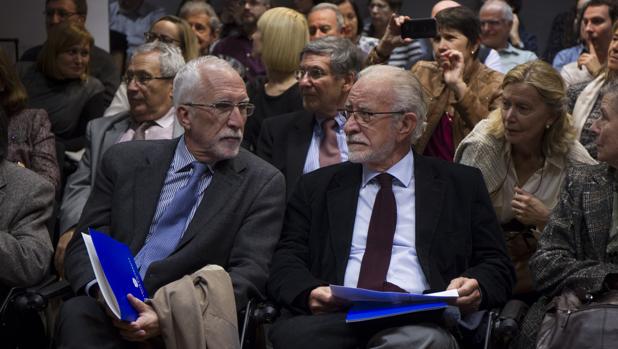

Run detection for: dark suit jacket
[[256, 110, 315, 196], [268, 154, 515, 314], [64, 139, 286, 309]]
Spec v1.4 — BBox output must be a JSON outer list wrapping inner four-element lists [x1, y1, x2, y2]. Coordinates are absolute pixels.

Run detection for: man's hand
[[376, 14, 414, 58], [439, 49, 468, 100], [55, 228, 75, 278], [308, 286, 348, 315], [112, 294, 161, 342], [447, 277, 482, 314], [511, 187, 550, 228], [578, 42, 602, 76], [509, 13, 523, 48]]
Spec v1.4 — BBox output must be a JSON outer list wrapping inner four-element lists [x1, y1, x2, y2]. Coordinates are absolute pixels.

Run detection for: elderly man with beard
[[267, 65, 514, 349], [56, 56, 285, 348]]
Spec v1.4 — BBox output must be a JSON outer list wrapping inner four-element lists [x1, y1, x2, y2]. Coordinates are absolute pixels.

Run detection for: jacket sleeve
[[454, 71, 503, 129], [29, 109, 61, 190]]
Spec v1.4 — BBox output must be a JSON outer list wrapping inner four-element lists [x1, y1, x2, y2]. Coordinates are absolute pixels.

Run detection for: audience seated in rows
[[104, 15, 199, 117], [178, 1, 221, 56], [211, 0, 269, 83], [456, 60, 596, 302], [307, 3, 346, 41], [552, 0, 589, 70], [500, 0, 539, 54], [363, 0, 432, 69], [335, 0, 371, 52], [0, 49, 59, 190], [243, 7, 308, 152], [56, 42, 185, 278], [19, 0, 120, 108], [56, 56, 286, 348], [20, 22, 105, 155], [256, 36, 362, 195], [567, 20, 618, 159], [544, 0, 587, 62], [513, 78, 618, 348], [109, 0, 166, 61], [479, 0, 538, 74], [561, 0, 617, 87], [267, 64, 515, 349]]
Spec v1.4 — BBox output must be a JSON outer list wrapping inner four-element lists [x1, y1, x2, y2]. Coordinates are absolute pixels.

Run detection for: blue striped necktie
[[136, 161, 210, 277]]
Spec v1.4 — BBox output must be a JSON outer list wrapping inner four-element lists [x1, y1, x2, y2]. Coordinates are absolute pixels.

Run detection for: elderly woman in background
[[567, 21, 618, 159], [376, 6, 503, 161], [20, 22, 104, 153], [104, 15, 198, 117], [455, 60, 595, 300], [178, 1, 221, 56], [243, 7, 309, 152], [513, 79, 618, 348], [0, 49, 59, 190]]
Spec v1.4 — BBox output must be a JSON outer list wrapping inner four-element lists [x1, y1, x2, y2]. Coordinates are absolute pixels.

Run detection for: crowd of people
[[2, 0, 618, 348]]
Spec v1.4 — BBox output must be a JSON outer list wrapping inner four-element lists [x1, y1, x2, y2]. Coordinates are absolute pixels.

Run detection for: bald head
[[431, 0, 461, 17]]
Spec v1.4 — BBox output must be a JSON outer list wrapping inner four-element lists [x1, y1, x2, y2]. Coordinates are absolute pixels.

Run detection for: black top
[[243, 79, 303, 153]]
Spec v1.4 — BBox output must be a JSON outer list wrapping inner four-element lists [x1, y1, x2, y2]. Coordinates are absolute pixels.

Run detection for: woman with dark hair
[[373, 6, 503, 161], [104, 15, 199, 117], [21, 21, 105, 154], [456, 60, 595, 300], [0, 49, 59, 189]]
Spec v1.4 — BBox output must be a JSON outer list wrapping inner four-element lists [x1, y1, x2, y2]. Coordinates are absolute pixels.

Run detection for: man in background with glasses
[[56, 42, 185, 279], [267, 65, 514, 349], [57, 55, 285, 348], [19, 0, 120, 107], [256, 36, 362, 196], [307, 3, 346, 41]]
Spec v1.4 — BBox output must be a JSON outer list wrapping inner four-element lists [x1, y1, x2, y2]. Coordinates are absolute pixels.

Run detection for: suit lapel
[[326, 164, 362, 284], [286, 111, 314, 188], [413, 154, 446, 287], [131, 141, 178, 252], [175, 155, 245, 250]]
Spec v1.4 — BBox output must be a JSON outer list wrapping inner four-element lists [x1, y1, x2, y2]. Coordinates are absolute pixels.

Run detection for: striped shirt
[[303, 114, 349, 174]]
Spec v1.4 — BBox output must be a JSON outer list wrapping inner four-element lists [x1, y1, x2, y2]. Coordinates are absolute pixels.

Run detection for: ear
[[398, 112, 417, 142], [340, 72, 356, 94], [470, 38, 481, 56], [176, 105, 192, 130]]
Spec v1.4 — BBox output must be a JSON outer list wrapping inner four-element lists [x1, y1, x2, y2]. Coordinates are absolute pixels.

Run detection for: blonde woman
[[455, 60, 596, 299], [244, 7, 309, 152]]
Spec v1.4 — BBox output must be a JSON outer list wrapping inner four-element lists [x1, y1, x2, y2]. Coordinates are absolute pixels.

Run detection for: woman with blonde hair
[[104, 15, 198, 117], [243, 7, 309, 152], [455, 60, 596, 300], [21, 21, 105, 154]]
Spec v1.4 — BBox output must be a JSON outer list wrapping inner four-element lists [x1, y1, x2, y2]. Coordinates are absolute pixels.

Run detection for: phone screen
[[401, 18, 437, 39]]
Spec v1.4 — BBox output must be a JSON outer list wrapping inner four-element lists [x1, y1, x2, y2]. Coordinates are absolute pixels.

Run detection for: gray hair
[[358, 65, 428, 143], [133, 42, 186, 78], [178, 1, 222, 33], [301, 36, 363, 77], [481, 0, 514, 22], [309, 3, 345, 32], [601, 78, 618, 107], [173, 55, 237, 108]]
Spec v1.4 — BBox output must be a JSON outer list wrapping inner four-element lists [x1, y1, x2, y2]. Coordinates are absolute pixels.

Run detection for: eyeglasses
[[43, 9, 80, 20], [123, 72, 174, 86], [144, 32, 182, 46], [480, 19, 503, 28], [295, 68, 328, 81], [308, 25, 333, 36], [183, 101, 256, 119], [339, 108, 405, 125]]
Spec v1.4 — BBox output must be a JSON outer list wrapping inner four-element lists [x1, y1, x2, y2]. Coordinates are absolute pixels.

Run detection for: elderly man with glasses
[[55, 42, 185, 278], [267, 64, 514, 349], [256, 36, 363, 196], [56, 55, 285, 348]]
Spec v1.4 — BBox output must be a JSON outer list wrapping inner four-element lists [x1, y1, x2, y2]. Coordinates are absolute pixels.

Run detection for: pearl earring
[[545, 124, 551, 129]]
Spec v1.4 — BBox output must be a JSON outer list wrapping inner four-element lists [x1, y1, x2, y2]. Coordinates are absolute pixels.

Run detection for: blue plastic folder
[[346, 301, 448, 322], [82, 229, 148, 322]]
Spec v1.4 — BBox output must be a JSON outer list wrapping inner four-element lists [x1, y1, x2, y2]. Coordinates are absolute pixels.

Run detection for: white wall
[[0, 0, 109, 60]]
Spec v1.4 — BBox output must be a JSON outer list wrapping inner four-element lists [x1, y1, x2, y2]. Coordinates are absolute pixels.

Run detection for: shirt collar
[[361, 150, 414, 188], [314, 113, 346, 134], [154, 107, 176, 128], [499, 43, 520, 55], [171, 136, 213, 174]]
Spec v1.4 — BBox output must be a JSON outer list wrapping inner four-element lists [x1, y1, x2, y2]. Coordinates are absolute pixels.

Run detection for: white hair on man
[[173, 55, 237, 108], [309, 2, 345, 31], [480, 0, 514, 22]]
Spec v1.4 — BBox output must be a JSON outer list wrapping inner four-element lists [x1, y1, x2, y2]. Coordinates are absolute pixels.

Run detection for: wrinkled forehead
[[347, 78, 390, 107]]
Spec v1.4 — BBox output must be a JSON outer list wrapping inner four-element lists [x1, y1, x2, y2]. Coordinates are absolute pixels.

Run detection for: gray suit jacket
[[59, 111, 183, 234], [0, 161, 54, 288], [63, 139, 286, 310]]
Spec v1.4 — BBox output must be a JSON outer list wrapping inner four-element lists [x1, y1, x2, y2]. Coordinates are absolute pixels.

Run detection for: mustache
[[346, 134, 367, 144], [219, 129, 243, 139]]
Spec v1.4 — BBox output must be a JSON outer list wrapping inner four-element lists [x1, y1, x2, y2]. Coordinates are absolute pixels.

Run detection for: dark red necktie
[[357, 173, 398, 291]]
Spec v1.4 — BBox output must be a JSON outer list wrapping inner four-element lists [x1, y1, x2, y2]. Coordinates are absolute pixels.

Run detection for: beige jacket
[[411, 60, 503, 153], [150, 265, 241, 349]]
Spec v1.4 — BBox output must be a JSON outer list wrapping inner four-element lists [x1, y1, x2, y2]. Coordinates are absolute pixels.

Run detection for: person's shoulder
[[236, 147, 282, 177], [20, 45, 43, 62], [262, 110, 310, 129], [105, 138, 177, 163], [299, 161, 360, 189], [411, 60, 439, 73], [417, 153, 483, 181], [84, 76, 105, 93], [566, 162, 608, 181], [1, 161, 54, 195]]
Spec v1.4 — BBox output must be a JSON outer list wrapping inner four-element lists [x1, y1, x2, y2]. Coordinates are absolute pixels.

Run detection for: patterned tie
[[132, 121, 155, 140], [135, 161, 210, 277], [357, 173, 398, 291], [319, 118, 341, 167]]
